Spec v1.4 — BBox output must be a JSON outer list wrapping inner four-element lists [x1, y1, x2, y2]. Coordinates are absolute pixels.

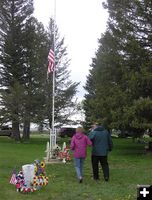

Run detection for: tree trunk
[[22, 119, 30, 142], [12, 120, 20, 142]]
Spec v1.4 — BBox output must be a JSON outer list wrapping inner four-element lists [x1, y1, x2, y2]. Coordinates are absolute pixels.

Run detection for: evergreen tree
[[21, 17, 48, 141], [0, 0, 34, 141], [45, 19, 79, 128], [84, 0, 152, 132]]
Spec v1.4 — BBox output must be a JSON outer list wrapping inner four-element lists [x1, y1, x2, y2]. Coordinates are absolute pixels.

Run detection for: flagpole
[[52, 0, 56, 133], [50, 0, 56, 158]]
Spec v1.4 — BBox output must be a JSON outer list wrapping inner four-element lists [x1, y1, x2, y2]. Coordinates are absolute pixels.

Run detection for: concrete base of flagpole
[[44, 143, 62, 164], [44, 157, 63, 164]]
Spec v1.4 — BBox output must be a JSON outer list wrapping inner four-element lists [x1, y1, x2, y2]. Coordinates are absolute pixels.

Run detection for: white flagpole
[[50, 0, 56, 159], [52, 0, 56, 133]]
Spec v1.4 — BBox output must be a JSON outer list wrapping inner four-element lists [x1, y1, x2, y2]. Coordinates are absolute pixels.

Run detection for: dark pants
[[91, 155, 109, 180]]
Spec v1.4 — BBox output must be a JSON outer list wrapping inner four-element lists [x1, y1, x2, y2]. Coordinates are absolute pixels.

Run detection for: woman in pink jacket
[[70, 126, 92, 183]]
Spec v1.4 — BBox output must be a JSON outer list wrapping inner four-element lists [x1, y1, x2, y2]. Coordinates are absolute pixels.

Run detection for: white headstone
[[22, 164, 35, 188]]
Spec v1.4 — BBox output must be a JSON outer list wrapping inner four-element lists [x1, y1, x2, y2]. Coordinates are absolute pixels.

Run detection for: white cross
[[140, 187, 149, 197]]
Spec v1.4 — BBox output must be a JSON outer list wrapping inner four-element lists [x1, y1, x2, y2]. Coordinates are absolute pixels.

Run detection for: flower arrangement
[[51, 143, 71, 163], [58, 146, 71, 163], [52, 144, 61, 159], [9, 160, 48, 193]]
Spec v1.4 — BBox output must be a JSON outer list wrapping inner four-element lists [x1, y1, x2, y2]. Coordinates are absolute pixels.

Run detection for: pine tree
[[0, 0, 34, 141], [45, 19, 79, 128], [84, 0, 152, 132], [21, 17, 49, 141]]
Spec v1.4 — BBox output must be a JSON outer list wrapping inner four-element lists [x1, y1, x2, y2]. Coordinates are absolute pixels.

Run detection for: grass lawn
[[0, 135, 151, 200]]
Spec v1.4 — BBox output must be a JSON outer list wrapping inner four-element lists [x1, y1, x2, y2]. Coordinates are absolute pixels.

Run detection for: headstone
[[22, 164, 35, 188]]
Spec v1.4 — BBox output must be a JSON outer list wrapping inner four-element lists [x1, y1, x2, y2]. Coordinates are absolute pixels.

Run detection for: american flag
[[9, 170, 17, 185], [47, 48, 55, 73]]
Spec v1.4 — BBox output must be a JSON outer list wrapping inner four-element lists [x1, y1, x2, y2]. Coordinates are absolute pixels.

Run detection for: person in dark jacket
[[70, 126, 92, 183], [88, 124, 113, 181]]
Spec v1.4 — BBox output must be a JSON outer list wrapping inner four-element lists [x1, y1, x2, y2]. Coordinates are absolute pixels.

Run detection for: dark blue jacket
[[88, 126, 113, 156]]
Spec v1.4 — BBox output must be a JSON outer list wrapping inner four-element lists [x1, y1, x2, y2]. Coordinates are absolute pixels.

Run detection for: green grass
[[0, 135, 152, 200]]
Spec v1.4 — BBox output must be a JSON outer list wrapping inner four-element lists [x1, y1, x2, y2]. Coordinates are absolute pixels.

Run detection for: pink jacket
[[70, 132, 92, 158]]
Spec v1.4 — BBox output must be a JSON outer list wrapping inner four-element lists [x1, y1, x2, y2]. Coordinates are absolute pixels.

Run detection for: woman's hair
[[76, 126, 84, 133]]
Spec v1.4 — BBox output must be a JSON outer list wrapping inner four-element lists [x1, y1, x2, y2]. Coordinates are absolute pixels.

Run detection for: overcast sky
[[34, 0, 108, 100]]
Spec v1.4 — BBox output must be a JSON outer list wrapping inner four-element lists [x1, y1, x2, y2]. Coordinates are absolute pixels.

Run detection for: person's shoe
[[79, 178, 83, 183], [105, 177, 109, 182]]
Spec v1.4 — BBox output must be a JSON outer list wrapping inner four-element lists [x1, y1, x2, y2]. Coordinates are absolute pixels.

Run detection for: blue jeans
[[74, 158, 85, 179]]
